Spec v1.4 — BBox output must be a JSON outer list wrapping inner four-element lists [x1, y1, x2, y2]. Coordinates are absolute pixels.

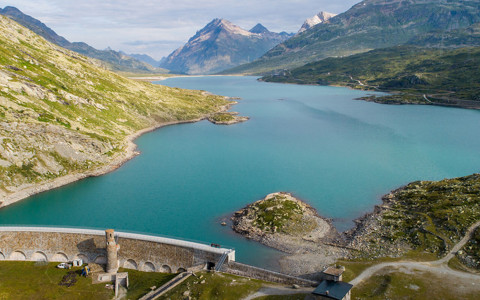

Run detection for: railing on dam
[[0, 226, 234, 255]]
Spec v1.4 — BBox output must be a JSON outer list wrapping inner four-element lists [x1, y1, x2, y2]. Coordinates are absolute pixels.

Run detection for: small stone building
[[310, 265, 352, 300], [321, 266, 345, 282]]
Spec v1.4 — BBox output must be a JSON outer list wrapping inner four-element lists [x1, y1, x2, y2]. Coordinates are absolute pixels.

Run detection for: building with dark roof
[[311, 280, 353, 300]]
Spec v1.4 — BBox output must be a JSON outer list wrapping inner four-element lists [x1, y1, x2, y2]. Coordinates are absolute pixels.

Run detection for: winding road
[[349, 220, 480, 286]]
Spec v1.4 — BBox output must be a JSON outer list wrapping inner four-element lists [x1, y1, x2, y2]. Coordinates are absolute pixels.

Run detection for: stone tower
[[105, 229, 119, 273]]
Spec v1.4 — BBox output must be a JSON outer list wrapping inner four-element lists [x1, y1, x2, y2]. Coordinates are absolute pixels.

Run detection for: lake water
[[1, 76, 480, 268]]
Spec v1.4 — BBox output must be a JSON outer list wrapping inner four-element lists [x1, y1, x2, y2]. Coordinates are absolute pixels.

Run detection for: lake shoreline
[[128, 74, 242, 82], [0, 103, 233, 210], [259, 78, 480, 110]]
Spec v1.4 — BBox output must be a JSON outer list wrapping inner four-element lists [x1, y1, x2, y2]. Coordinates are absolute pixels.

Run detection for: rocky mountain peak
[[249, 23, 270, 34], [196, 18, 253, 38], [1, 6, 21, 13], [298, 11, 337, 33], [160, 18, 293, 74]]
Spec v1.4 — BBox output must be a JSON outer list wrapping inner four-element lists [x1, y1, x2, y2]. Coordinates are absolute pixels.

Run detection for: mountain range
[[159, 19, 293, 74], [225, 0, 480, 75], [0, 6, 166, 73]]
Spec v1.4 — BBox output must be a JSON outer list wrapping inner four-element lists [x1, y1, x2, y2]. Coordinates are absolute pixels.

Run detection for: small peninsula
[[208, 111, 249, 125], [231, 192, 347, 275]]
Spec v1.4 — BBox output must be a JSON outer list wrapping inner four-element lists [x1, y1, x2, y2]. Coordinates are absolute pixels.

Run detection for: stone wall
[[0, 227, 234, 273]]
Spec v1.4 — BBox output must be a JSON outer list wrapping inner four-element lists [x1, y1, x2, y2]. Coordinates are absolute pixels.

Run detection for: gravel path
[[350, 220, 480, 286], [242, 285, 314, 300]]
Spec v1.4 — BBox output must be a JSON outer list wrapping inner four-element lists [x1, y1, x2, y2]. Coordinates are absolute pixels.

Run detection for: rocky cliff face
[[298, 11, 336, 33], [159, 19, 293, 74], [0, 15, 229, 206], [226, 0, 480, 74], [0, 6, 163, 73]]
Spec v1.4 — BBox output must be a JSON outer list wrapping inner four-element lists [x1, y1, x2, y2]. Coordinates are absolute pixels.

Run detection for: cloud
[[2, 0, 360, 59]]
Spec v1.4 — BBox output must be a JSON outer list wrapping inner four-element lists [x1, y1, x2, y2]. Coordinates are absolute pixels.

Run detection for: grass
[[347, 174, 480, 260], [0, 262, 177, 300], [209, 113, 236, 123], [336, 253, 437, 283], [352, 268, 480, 299], [0, 261, 112, 300], [253, 295, 309, 300], [159, 271, 264, 300], [248, 193, 315, 234], [118, 268, 176, 299]]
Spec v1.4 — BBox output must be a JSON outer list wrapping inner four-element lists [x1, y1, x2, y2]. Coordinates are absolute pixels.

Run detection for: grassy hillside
[[224, 0, 480, 75], [0, 15, 229, 203], [262, 46, 480, 108], [348, 174, 480, 261]]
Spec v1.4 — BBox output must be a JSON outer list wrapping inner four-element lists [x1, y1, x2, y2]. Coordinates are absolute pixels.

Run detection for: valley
[[1, 0, 480, 299]]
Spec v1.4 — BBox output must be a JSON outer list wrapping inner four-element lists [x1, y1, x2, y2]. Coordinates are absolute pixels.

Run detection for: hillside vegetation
[[262, 46, 480, 108], [0, 15, 229, 204], [225, 0, 480, 75], [348, 174, 480, 261]]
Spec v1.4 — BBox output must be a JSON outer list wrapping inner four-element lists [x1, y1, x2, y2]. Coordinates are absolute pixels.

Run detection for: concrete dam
[[0, 226, 234, 273]]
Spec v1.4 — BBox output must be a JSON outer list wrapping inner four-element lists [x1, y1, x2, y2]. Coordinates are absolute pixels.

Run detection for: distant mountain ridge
[[120, 52, 160, 67], [0, 6, 165, 73], [159, 18, 293, 74], [225, 0, 480, 75]]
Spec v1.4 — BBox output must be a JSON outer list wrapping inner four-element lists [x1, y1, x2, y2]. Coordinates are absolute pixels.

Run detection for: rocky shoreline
[[230, 189, 417, 276], [231, 176, 480, 277]]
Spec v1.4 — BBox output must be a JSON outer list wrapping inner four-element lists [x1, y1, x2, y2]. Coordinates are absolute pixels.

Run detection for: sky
[[1, 0, 360, 60]]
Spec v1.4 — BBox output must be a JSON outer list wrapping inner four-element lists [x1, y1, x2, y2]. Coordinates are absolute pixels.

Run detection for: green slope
[[262, 46, 480, 108], [0, 15, 229, 201], [224, 0, 480, 75]]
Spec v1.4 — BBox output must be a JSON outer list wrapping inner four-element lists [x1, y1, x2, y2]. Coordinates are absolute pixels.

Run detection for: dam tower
[[105, 229, 119, 273]]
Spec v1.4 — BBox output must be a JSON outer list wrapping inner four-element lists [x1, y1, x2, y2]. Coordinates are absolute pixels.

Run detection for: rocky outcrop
[[231, 192, 347, 276], [298, 11, 336, 33]]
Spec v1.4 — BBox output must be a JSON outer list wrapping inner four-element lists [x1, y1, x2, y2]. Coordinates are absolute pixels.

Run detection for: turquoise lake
[[1, 76, 480, 268]]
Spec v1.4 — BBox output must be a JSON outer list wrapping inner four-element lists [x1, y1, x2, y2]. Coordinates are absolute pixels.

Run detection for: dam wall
[[0, 227, 234, 273]]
